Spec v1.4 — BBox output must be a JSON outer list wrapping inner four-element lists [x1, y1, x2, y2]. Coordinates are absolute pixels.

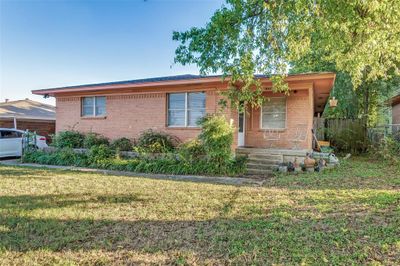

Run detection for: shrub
[[22, 130, 246, 176], [83, 133, 109, 148], [230, 155, 248, 175], [52, 130, 85, 148], [22, 148, 87, 166], [22, 149, 246, 176], [198, 114, 234, 172], [111, 137, 133, 151], [373, 136, 400, 164], [136, 129, 179, 153], [87, 144, 114, 167], [55, 148, 80, 165], [178, 138, 205, 160]]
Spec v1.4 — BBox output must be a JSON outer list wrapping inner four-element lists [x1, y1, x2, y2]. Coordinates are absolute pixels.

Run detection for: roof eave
[[32, 76, 227, 96], [389, 95, 400, 106], [32, 72, 336, 97], [0, 115, 56, 121]]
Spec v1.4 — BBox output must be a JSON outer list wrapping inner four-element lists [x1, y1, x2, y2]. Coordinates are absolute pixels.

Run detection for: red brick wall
[[244, 89, 313, 149], [56, 89, 236, 144], [55, 86, 313, 149], [393, 103, 400, 125]]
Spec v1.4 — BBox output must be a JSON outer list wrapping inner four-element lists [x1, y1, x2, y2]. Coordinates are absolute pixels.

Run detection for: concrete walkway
[[0, 159, 265, 186]]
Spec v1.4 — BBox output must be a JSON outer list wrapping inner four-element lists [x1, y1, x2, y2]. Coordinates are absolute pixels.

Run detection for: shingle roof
[[0, 99, 55, 120], [41, 74, 221, 91], [32, 72, 335, 95]]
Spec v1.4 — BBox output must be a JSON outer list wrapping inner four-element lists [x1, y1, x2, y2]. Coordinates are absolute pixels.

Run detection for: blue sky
[[0, 0, 224, 105]]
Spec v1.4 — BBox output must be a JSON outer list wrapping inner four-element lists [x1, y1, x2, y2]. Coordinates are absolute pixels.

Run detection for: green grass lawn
[[0, 157, 399, 265]]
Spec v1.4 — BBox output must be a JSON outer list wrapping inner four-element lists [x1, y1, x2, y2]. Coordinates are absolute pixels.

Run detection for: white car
[[0, 128, 48, 158]]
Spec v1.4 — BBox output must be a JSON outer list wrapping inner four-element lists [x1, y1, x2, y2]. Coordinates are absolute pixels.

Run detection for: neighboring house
[[32, 73, 335, 151], [0, 99, 55, 140]]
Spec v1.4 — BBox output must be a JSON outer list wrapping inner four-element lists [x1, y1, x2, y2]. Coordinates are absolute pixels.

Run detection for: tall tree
[[173, 0, 400, 110], [290, 50, 399, 126]]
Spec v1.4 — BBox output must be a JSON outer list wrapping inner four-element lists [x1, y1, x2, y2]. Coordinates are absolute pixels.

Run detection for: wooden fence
[[313, 118, 368, 153], [368, 124, 400, 144]]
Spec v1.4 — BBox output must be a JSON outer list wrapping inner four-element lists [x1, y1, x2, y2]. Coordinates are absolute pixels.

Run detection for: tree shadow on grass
[[0, 193, 148, 211], [0, 194, 398, 264], [0, 166, 54, 180], [0, 215, 398, 264]]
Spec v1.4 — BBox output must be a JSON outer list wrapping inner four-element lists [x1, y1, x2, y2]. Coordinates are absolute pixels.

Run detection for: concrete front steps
[[246, 154, 282, 175], [236, 147, 310, 176]]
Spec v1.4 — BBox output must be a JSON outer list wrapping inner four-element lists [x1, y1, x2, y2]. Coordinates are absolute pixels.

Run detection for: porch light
[[329, 96, 338, 108]]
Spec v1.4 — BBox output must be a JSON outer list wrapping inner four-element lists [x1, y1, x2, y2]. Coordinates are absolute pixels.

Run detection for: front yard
[[0, 157, 399, 265]]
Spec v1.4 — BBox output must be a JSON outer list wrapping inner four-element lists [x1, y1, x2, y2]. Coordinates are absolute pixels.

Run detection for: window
[[168, 92, 206, 127], [0, 130, 22, 139], [81, 96, 106, 117], [261, 97, 286, 129]]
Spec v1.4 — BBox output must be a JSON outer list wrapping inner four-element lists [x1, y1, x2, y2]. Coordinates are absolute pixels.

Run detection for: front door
[[238, 112, 245, 147]]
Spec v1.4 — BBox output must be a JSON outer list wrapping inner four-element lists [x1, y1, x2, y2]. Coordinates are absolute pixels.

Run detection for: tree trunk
[[362, 85, 370, 150]]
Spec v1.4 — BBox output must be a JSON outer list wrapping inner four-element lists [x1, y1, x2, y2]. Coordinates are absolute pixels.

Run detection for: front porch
[[236, 147, 311, 176]]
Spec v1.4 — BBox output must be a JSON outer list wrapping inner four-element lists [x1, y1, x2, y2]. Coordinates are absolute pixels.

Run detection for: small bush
[[178, 138, 205, 160], [198, 114, 234, 172], [83, 133, 109, 148], [52, 131, 85, 148], [230, 155, 248, 174], [55, 148, 80, 165], [87, 144, 114, 167], [22, 148, 87, 166], [373, 136, 400, 164], [111, 137, 133, 151], [136, 129, 179, 153]]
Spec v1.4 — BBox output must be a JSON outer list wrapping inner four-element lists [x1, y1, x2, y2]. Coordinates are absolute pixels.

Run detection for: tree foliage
[[173, 0, 400, 109], [290, 51, 399, 126]]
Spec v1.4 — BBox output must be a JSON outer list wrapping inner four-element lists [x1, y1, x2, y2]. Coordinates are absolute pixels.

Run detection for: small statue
[[293, 157, 299, 168], [316, 159, 326, 172], [287, 161, 295, 172], [293, 157, 302, 172]]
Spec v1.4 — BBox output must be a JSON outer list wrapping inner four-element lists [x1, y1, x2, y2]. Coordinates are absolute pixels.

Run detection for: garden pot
[[329, 97, 338, 108], [294, 167, 302, 173], [304, 156, 315, 169]]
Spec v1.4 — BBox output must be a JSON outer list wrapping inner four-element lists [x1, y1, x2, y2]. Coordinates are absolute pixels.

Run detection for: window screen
[[168, 92, 206, 127], [261, 97, 286, 129]]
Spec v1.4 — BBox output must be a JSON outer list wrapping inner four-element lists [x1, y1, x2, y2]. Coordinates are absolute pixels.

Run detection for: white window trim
[[81, 96, 106, 117], [260, 97, 287, 130], [167, 92, 205, 128]]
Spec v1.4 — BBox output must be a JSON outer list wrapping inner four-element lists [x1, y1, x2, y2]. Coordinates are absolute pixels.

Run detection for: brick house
[[0, 99, 55, 140], [32, 73, 335, 153]]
